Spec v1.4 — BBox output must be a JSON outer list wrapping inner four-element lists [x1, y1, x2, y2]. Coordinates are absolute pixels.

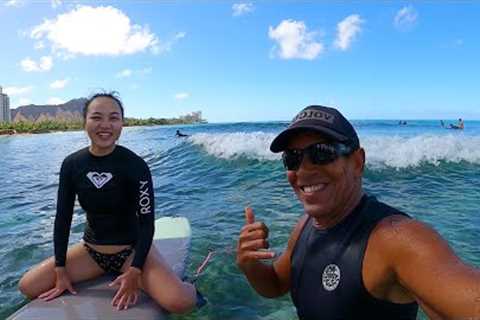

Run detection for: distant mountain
[[11, 98, 87, 122]]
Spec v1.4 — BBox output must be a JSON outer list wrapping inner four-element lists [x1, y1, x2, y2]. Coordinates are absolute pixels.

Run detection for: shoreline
[[0, 123, 208, 136], [0, 129, 17, 135], [0, 121, 208, 136]]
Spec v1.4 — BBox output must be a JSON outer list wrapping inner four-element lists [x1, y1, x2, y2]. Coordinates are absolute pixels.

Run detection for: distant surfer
[[449, 118, 464, 130], [176, 130, 189, 137], [441, 118, 464, 130], [237, 105, 480, 319], [18, 92, 197, 313], [398, 120, 407, 125]]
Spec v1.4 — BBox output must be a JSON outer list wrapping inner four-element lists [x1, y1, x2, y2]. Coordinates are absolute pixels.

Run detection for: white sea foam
[[189, 132, 280, 161], [363, 134, 480, 169], [189, 132, 480, 169]]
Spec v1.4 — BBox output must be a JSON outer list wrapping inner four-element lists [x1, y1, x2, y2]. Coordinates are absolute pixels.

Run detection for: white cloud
[[20, 56, 53, 72], [232, 3, 254, 16], [3, 86, 33, 96], [34, 41, 45, 50], [47, 97, 65, 105], [334, 14, 364, 51], [116, 69, 132, 78], [18, 98, 32, 105], [175, 32, 186, 40], [268, 19, 324, 60], [5, 0, 23, 7], [51, 0, 62, 9], [50, 79, 69, 89], [151, 32, 187, 55], [115, 67, 152, 78], [175, 93, 190, 100], [394, 6, 418, 31], [57, 51, 76, 61], [30, 5, 161, 56]]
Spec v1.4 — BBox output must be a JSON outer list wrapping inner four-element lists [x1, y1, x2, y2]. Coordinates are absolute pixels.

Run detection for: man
[[237, 105, 480, 319]]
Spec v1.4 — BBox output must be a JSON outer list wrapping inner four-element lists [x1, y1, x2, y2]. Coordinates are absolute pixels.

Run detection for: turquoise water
[[1, 120, 479, 319]]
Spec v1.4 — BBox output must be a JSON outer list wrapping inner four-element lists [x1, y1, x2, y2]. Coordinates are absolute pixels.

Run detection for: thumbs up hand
[[236, 207, 275, 271], [245, 207, 255, 224]]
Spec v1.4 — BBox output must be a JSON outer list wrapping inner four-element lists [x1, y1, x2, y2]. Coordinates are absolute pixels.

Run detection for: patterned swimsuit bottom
[[84, 243, 133, 274]]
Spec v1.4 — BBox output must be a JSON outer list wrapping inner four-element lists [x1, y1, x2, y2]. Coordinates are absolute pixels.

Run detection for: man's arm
[[380, 217, 480, 318], [236, 208, 308, 298]]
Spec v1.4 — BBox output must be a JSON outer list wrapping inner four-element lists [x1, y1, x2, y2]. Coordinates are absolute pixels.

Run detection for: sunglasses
[[282, 142, 355, 171]]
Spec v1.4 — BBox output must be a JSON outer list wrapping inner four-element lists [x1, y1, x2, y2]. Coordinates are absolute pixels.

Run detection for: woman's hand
[[38, 267, 77, 301], [109, 267, 142, 310]]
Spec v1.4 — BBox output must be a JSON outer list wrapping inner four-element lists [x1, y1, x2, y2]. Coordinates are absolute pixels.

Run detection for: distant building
[[0, 86, 11, 123]]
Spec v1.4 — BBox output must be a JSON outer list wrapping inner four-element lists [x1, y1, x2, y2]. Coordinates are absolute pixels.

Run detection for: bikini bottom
[[84, 243, 133, 274]]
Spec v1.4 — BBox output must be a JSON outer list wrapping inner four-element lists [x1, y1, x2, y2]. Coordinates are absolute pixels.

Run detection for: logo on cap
[[291, 109, 335, 126]]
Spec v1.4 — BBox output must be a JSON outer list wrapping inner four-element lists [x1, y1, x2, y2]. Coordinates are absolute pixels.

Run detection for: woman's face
[[84, 97, 123, 156]]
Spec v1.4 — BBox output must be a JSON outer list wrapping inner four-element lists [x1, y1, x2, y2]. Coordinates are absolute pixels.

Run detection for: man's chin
[[303, 205, 329, 218]]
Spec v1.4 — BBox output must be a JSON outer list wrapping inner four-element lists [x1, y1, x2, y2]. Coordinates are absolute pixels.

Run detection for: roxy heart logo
[[86, 172, 113, 189]]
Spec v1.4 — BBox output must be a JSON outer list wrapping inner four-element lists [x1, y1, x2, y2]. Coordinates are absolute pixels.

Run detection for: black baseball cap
[[270, 105, 360, 152]]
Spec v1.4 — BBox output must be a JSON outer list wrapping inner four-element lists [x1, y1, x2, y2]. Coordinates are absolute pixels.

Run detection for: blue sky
[[1, 1, 479, 122]]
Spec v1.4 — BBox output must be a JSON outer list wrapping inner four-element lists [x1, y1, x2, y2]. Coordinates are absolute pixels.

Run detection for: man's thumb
[[245, 207, 255, 224]]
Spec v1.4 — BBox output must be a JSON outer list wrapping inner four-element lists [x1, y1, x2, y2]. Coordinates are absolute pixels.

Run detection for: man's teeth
[[302, 184, 326, 193]]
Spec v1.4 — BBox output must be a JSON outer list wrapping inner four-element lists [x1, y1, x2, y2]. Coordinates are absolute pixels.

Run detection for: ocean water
[[0, 120, 479, 319]]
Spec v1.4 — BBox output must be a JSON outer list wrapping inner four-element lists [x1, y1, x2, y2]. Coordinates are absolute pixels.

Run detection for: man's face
[[285, 131, 364, 220]]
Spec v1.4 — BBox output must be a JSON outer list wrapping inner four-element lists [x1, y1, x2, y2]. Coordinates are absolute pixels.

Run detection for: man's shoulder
[[363, 197, 426, 251], [373, 214, 418, 236], [293, 214, 310, 235], [287, 214, 310, 251], [364, 196, 410, 219], [365, 196, 428, 234], [370, 213, 442, 257]]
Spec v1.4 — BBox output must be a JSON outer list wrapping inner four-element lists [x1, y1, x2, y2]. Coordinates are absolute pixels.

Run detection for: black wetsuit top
[[290, 195, 419, 319], [54, 145, 155, 270]]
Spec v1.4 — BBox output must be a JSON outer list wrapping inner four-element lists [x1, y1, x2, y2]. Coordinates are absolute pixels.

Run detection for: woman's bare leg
[[122, 247, 196, 314], [18, 242, 104, 299]]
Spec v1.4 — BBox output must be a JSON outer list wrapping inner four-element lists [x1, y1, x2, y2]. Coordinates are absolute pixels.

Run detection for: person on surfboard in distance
[[176, 130, 189, 137], [449, 118, 464, 130], [18, 92, 197, 313], [237, 105, 480, 319], [441, 118, 464, 130]]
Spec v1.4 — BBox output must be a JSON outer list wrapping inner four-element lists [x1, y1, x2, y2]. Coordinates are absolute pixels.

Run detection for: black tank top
[[290, 195, 418, 319]]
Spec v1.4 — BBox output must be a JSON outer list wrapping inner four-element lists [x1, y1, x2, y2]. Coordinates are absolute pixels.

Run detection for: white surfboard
[[8, 217, 191, 320]]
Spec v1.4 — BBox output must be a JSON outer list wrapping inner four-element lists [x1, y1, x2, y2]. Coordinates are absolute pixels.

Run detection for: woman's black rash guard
[[54, 145, 155, 271]]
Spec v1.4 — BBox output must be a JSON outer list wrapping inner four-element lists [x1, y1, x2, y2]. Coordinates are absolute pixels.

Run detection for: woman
[[18, 92, 196, 313]]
